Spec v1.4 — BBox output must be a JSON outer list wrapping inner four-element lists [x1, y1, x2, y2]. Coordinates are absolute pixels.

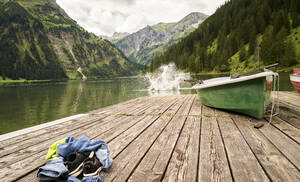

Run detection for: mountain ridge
[[103, 12, 208, 65], [0, 0, 141, 80]]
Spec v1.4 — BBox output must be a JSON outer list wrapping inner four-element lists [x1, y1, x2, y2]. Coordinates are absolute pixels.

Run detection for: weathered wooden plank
[[17, 96, 185, 182], [259, 121, 300, 169], [272, 92, 300, 114], [0, 96, 177, 181], [283, 92, 300, 106], [267, 116, 300, 144], [91, 96, 181, 149], [277, 109, 300, 130], [233, 115, 300, 182], [162, 116, 200, 182], [162, 98, 202, 182], [275, 91, 300, 107], [98, 96, 181, 141], [286, 91, 300, 97], [107, 97, 184, 158], [217, 116, 270, 182], [188, 97, 201, 116], [198, 106, 232, 182], [126, 96, 195, 182], [88, 96, 149, 114], [279, 103, 300, 116], [215, 108, 231, 117], [104, 95, 194, 182]]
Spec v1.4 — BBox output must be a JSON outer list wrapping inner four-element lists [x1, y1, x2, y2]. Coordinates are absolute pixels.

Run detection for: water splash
[[146, 63, 190, 94]]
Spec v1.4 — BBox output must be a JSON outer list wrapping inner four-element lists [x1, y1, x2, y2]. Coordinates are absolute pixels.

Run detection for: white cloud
[[57, 0, 226, 36]]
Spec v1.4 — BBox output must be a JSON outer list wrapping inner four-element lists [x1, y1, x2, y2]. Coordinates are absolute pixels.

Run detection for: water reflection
[[0, 79, 150, 134], [0, 72, 295, 135]]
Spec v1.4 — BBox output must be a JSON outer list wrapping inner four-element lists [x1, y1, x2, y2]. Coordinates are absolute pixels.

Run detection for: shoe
[[83, 153, 102, 177], [66, 151, 92, 177]]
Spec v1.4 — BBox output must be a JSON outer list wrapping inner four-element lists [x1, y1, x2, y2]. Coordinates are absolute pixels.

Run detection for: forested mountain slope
[[109, 12, 208, 65], [150, 0, 300, 73], [0, 0, 141, 80]]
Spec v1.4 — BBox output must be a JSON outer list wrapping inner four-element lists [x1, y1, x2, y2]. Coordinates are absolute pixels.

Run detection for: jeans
[[37, 157, 69, 181]]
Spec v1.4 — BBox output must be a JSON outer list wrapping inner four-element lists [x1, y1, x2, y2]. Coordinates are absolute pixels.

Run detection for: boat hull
[[290, 75, 300, 92], [196, 77, 271, 119]]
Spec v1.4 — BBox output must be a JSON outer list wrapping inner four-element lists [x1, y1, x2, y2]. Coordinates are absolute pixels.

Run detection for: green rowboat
[[192, 71, 278, 119]]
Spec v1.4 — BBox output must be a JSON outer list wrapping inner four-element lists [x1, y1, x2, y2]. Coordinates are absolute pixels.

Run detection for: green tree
[[239, 46, 247, 62], [291, 12, 300, 28], [272, 27, 288, 65], [290, 0, 300, 14], [188, 55, 196, 72], [248, 24, 257, 55], [149, 0, 298, 73], [194, 56, 201, 73], [261, 27, 273, 65], [256, 12, 266, 33], [283, 39, 297, 66]]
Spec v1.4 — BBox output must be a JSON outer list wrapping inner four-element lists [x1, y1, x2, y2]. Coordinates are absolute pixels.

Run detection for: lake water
[[0, 72, 296, 135]]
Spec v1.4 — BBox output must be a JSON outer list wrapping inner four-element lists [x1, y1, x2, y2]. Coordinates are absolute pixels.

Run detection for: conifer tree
[[261, 27, 273, 65], [150, 0, 299, 73], [284, 39, 297, 66], [239, 46, 247, 62], [291, 12, 300, 28], [248, 24, 257, 55]]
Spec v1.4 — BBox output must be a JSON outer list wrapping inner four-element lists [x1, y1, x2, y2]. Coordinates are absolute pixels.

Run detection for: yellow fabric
[[45, 138, 66, 161]]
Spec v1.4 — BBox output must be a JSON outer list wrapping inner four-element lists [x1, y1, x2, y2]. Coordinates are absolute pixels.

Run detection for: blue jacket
[[58, 135, 113, 170]]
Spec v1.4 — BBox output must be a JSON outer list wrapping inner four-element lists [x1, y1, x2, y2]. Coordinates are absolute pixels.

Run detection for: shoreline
[[0, 114, 87, 141], [0, 77, 145, 84], [0, 69, 296, 84]]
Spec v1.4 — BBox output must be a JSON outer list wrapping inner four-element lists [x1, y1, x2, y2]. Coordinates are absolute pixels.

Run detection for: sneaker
[[66, 151, 92, 177], [83, 154, 102, 177]]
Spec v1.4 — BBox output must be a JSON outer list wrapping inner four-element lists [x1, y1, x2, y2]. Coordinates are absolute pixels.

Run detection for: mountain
[[150, 0, 300, 73], [0, 0, 141, 80], [104, 12, 208, 65], [101, 32, 130, 43]]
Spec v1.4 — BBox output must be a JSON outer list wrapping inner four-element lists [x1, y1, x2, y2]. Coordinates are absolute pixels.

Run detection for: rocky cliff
[[0, 0, 141, 80], [107, 12, 208, 65]]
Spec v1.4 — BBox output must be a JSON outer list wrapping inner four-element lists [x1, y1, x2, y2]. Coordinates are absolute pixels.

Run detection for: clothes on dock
[[38, 135, 112, 181], [58, 135, 113, 171], [95, 147, 112, 172], [37, 157, 69, 181], [46, 138, 67, 161]]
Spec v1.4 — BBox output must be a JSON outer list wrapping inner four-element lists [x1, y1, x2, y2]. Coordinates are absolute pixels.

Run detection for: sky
[[57, 0, 227, 36]]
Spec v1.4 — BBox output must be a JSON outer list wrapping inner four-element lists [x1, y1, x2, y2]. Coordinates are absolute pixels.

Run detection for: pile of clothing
[[37, 135, 113, 182]]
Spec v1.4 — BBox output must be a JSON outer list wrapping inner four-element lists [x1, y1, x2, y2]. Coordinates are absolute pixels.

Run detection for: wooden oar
[[184, 80, 203, 84], [230, 63, 279, 79]]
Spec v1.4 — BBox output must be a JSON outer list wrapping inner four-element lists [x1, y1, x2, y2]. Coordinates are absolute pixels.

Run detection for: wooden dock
[[0, 92, 299, 182]]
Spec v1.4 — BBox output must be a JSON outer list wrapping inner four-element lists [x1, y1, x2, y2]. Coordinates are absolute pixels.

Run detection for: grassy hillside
[[152, 23, 174, 33], [150, 0, 300, 73], [0, 0, 141, 80]]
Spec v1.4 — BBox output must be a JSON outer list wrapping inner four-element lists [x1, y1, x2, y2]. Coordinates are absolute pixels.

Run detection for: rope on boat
[[267, 72, 280, 125]]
